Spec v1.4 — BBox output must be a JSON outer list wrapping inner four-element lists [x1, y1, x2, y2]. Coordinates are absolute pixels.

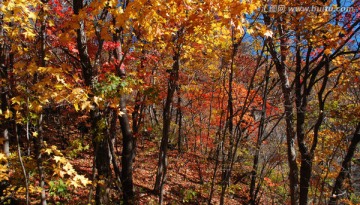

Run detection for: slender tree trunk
[[0, 14, 9, 157], [176, 87, 182, 153], [33, 114, 47, 205], [329, 123, 360, 205], [108, 110, 122, 189], [112, 20, 136, 203], [15, 124, 29, 205], [267, 33, 299, 204], [119, 95, 135, 204], [92, 109, 111, 204], [277, 66, 299, 205], [207, 143, 220, 205], [1, 87, 10, 156], [206, 86, 214, 154], [73, 1, 112, 203], [249, 68, 269, 204], [295, 40, 312, 205], [220, 35, 238, 205], [154, 50, 180, 204], [34, 5, 47, 204]]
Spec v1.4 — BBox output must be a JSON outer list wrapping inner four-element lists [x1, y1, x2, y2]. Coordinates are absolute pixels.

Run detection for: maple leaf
[[74, 103, 79, 111], [81, 101, 92, 111], [263, 30, 273, 38], [32, 131, 38, 137], [4, 109, 12, 119], [23, 30, 36, 40], [53, 156, 67, 164], [44, 148, 52, 155], [71, 180, 81, 189], [74, 175, 91, 186]]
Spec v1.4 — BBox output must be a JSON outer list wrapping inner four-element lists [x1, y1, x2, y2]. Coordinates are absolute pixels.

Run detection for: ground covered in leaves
[[66, 138, 248, 205]]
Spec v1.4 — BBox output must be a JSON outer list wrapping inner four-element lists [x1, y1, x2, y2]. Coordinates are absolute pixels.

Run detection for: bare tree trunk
[[108, 110, 121, 189], [267, 30, 299, 204], [92, 109, 111, 204], [176, 87, 182, 153], [276, 66, 299, 205], [329, 123, 360, 205], [15, 124, 29, 204], [249, 67, 269, 204], [73, 1, 112, 204], [119, 96, 135, 204], [154, 49, 180, 204], [34, 5, 47, 204], [220, 32, 238, 205], [111, 19, 136, 203], [1, 87, 9, 156], [207, 143, 220, 205], [33, 114, 47, 205]]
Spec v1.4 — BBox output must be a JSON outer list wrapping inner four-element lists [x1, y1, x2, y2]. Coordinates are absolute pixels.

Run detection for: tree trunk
[[92, 110, 111, 204], [295, 42, 312, 205], [154, 50, 180, 204], [33, 114, 47, 205], [73, 1, 112, 204], [108, 110, 122, 190], [119, 95, 135, 204], [176, 87, 182, 153], [329, 123, 360, 205], [249, 67, 269, 204], [111, 20, 136, 203], [267, 32, 299, 204], [277, 66, 299, 205], [34, 5, 47, 204], [1, 88, 10, 157]]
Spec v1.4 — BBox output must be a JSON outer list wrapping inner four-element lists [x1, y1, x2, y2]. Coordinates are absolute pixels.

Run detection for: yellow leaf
[[59, 170, 66, 178], [23, 29, 36, 40], [48, 20, 54, 27], [75, 175, 91, 186], [71, 180, 80, 189], [44, 148, 52, 155], [81, 101, 91, 111], [54, 156, 67, 164], [4, 109, 12, 119], [64, 162, 76, 176], [32, 131, 38, 137], [28, 12, 37, 21], [93, 96, 101, 106], [263, 30, 273, 38], [74, 103, 79, 111]]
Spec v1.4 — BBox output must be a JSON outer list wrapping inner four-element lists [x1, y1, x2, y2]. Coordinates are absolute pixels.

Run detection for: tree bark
[[154, 49, 180, 204], [73, 1, 112, 204], [119, 96, 135, 204], [92, 110, 111, 205], [267, 37, 299, 204], [176, 87, 182, 153], [33, 115, 47, 205], [249, 67, 269, 205], [329, 123, 360, 205], [112, 21, 136, 204], [34, 5, 48, 204]]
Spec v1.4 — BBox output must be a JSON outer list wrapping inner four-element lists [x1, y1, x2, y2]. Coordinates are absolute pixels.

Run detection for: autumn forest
[[0, 0, 359, 204]]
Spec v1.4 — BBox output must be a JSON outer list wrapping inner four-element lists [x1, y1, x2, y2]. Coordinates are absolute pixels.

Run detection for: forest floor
[[66, 137, 248, 205], [133, 140, 246, 205]]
